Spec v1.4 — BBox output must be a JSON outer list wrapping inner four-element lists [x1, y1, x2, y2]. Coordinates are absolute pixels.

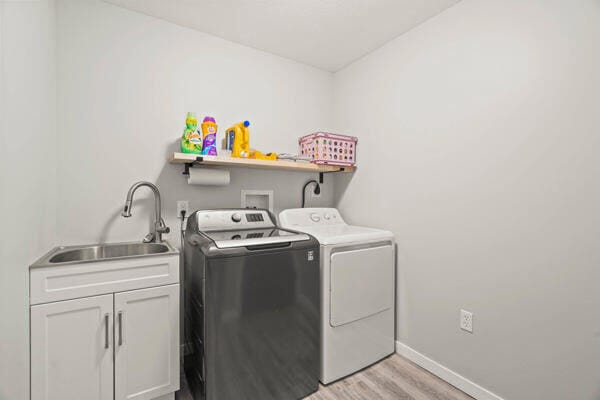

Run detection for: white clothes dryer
[[279, 208, 395, 384]]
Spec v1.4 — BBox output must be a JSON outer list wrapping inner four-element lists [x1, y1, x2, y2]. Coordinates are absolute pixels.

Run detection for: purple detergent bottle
[[200, 116, 218, 156]]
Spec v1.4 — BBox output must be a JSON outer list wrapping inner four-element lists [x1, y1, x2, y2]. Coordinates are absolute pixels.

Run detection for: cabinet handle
[[104, 313, 109, 349], [118, 311, 123, 346]]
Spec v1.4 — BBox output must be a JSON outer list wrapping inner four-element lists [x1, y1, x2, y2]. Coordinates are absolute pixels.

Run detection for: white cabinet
[[115, 285, 180, 400], [30, 253, 180, 400], [30, 254, 179, 305], [30, 294, 114, 400]]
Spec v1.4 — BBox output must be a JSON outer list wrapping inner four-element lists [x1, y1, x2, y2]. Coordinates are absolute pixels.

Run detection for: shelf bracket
[[319, 167, 346, 184], [182, 156, 204, 175]]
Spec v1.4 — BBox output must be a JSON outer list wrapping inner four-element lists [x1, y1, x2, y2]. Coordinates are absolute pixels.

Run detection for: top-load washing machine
[[184, 209, 320, 400], [279, 208, 395, 384]]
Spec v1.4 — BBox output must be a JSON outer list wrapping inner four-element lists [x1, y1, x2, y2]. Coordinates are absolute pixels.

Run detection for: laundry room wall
[[56, 0, 335, 246], [332, 1, 600, 399], [0, 1, 57, 400]]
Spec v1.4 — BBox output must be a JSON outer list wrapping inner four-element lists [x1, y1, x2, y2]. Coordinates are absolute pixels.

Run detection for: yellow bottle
[[225, 120, 277, 160], [226, 121, 251, 158]]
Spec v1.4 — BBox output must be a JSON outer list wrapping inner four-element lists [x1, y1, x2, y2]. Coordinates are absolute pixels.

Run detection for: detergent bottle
[[200, 116, 218, 156], [180, 112, 202, 154], [226, 121, 251, 158], [225, 120, 277, 160]]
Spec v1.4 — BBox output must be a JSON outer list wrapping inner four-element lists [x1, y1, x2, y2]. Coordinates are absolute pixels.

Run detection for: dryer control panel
[[279, 208, 346, 227]]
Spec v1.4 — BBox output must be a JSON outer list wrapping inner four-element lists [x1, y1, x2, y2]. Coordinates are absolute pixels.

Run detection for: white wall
[[333, 1, 600, 399], [7, 1, 599, 399], [57, 0, 334, 246], [0, 1, 57, 400]]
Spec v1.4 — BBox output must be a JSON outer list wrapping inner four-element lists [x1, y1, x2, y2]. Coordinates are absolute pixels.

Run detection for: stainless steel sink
[[32, 241, 178, 268]]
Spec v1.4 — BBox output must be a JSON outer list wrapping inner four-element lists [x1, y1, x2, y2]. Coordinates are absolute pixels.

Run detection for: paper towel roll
[[187, 168, 230, 186]]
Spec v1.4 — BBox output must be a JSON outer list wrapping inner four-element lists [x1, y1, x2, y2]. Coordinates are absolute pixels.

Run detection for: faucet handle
[[156, 220, 170, 234], [143, 233, 155, 243]]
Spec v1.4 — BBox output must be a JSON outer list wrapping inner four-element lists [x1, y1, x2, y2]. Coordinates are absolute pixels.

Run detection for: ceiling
[[104, 0, 460, 72]]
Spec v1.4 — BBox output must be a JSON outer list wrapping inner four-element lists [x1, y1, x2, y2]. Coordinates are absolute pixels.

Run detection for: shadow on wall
[[332, 172, 354, 209], [97, 199, 154, 244], [92, 141, 354, 248], [82, 155, 340, 248], [125, 142, 339, 248]]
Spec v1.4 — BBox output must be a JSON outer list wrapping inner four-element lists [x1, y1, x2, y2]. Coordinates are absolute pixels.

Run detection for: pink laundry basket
[[299, 132, 358, 167]]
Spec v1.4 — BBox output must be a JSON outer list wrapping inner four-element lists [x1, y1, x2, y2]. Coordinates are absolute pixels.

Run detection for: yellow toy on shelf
[[225, 120, 277, 160], [249, 149, 277, 161]]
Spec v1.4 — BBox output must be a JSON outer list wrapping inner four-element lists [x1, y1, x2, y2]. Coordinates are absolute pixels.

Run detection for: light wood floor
[[304, 355, 473, 400], [177, 354, 474, 400]]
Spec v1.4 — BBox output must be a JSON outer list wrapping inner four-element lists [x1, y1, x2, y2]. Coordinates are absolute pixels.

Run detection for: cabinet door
[[31, 294, 114, 400], [115, 284, 180, 400]]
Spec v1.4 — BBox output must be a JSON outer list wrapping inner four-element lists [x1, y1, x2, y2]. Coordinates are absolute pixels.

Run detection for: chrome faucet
[[121, 181, 170, 243]]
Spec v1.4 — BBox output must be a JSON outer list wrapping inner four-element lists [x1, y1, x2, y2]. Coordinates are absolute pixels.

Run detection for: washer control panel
[[196, 209, 274, 231], [279, 208, 345, 227]]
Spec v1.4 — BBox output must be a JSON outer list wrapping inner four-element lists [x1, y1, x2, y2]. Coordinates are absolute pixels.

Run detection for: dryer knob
[[323, 213, 331, 220], [310, 213, 321, 222], [231, 213, 242, 223]]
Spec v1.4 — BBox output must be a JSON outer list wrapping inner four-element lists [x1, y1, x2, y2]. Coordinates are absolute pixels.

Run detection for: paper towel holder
[[182, 156, 204, 175]]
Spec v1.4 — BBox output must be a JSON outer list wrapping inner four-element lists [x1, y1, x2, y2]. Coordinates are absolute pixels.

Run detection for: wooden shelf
[[169, 152, 355, 173]]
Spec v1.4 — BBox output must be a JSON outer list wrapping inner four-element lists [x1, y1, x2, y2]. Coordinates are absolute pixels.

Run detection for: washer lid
[[202, 228, 310, 249]]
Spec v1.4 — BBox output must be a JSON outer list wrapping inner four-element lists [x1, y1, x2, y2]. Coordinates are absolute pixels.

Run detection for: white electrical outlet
[[176, 200, 189, 218], [460, 309, 473, 333]]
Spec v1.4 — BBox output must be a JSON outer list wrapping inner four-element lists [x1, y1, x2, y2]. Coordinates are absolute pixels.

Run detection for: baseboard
[[395, 341, 504, 400]]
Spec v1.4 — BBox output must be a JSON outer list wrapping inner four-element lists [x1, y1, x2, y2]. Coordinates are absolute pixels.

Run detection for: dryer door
[[330, 244, 394, 327]]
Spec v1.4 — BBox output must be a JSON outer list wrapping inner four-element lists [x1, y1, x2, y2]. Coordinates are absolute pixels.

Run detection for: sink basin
[[32, 241, 178, 268]]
